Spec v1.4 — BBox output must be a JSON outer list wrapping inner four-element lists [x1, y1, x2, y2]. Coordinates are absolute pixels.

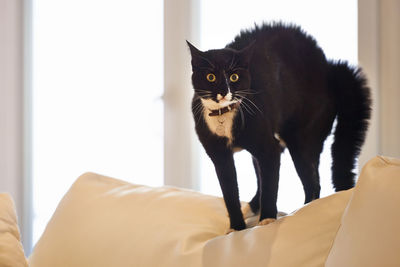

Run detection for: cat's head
[[187, 41, 255, 110]]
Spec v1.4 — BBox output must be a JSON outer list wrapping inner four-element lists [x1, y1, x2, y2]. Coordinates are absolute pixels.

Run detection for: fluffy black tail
[[328, 61, 371, 191]]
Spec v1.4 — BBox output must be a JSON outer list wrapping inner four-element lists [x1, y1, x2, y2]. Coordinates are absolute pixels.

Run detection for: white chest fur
[[201, 99, 238, 144]]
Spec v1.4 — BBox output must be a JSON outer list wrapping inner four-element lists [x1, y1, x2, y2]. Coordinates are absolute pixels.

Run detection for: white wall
[[379, 0, 400, 158], [358, 0, 400, 162], [164, 0, 201, 189], [0, 0, 29, 248], [358, 0, 380, 166]]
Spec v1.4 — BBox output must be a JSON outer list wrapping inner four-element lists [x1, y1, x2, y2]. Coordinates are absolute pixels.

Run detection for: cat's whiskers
[[195, 89, 213, 94], [194, 95, 213, 104], [193, 102, 205, 125], [235, 89, 262, 95], [196, 91, 213, 98], [196, 109, 204, 125], [238, 99, 256, 115], [240, 100, 256, 115], [193, 103, 202, 115], [235, 99, 245, 129], [193, 101, 204, 116], [236, 93, 262, 114]]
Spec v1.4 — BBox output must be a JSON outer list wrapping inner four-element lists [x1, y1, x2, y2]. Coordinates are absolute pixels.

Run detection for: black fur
[[187, 23, 371, 231]]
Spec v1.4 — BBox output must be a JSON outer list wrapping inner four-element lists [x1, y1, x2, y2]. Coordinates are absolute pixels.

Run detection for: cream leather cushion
[[326, 156, 400, 267], [29, 173, 229, 267], [203, 190, 352, 267], [29, 172, 353, 267], [0, 193, 28, 267]]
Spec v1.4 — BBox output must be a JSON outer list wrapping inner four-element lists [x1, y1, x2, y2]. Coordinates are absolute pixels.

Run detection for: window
[[198, 0, 357, 212], [32, 0, 163, 244]]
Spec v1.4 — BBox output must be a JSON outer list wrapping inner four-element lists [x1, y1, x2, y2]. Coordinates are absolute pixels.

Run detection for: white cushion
[[326, 156, 400, 267], [0, 193, 28, 267], [29, 172, 353, 267]]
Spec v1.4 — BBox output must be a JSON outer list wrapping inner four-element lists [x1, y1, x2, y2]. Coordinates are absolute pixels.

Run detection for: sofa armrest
[[0, 193, 28, 267], [326, 156, 400, 267]]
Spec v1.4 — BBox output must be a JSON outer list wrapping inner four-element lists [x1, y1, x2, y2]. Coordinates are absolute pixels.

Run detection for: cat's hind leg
[[286, 138, 324, 203]]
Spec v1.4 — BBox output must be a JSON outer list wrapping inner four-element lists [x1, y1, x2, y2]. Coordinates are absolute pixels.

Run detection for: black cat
[[187, 23, 371, 231]]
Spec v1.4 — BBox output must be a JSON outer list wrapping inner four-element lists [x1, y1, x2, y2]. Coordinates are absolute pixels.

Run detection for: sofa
[[1, 156, 399, 267]]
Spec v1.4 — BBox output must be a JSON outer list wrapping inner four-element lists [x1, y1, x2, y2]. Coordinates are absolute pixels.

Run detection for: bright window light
[[198, 0, 357, 213], [32, 0, 163, 244]]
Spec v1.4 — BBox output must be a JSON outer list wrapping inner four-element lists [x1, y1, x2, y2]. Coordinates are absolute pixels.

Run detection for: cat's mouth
[[201, 92, 240, 110], [201, 98, 239, 110], [218, 98, 236, 107]]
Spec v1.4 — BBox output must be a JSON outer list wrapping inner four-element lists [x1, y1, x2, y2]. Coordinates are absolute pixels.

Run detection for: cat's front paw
[[258, 218, 276, 226], [226, 220, 246, 234]]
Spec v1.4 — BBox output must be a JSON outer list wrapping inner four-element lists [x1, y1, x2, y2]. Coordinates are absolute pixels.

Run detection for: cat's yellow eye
[[206, 73, 216, 82], [230, 73, 239, 82]]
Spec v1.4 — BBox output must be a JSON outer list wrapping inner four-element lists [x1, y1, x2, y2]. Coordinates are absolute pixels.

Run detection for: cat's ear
[[237, 40, 256, 67], [186, 40, 214, 69], [186, 40, 202, 57]]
